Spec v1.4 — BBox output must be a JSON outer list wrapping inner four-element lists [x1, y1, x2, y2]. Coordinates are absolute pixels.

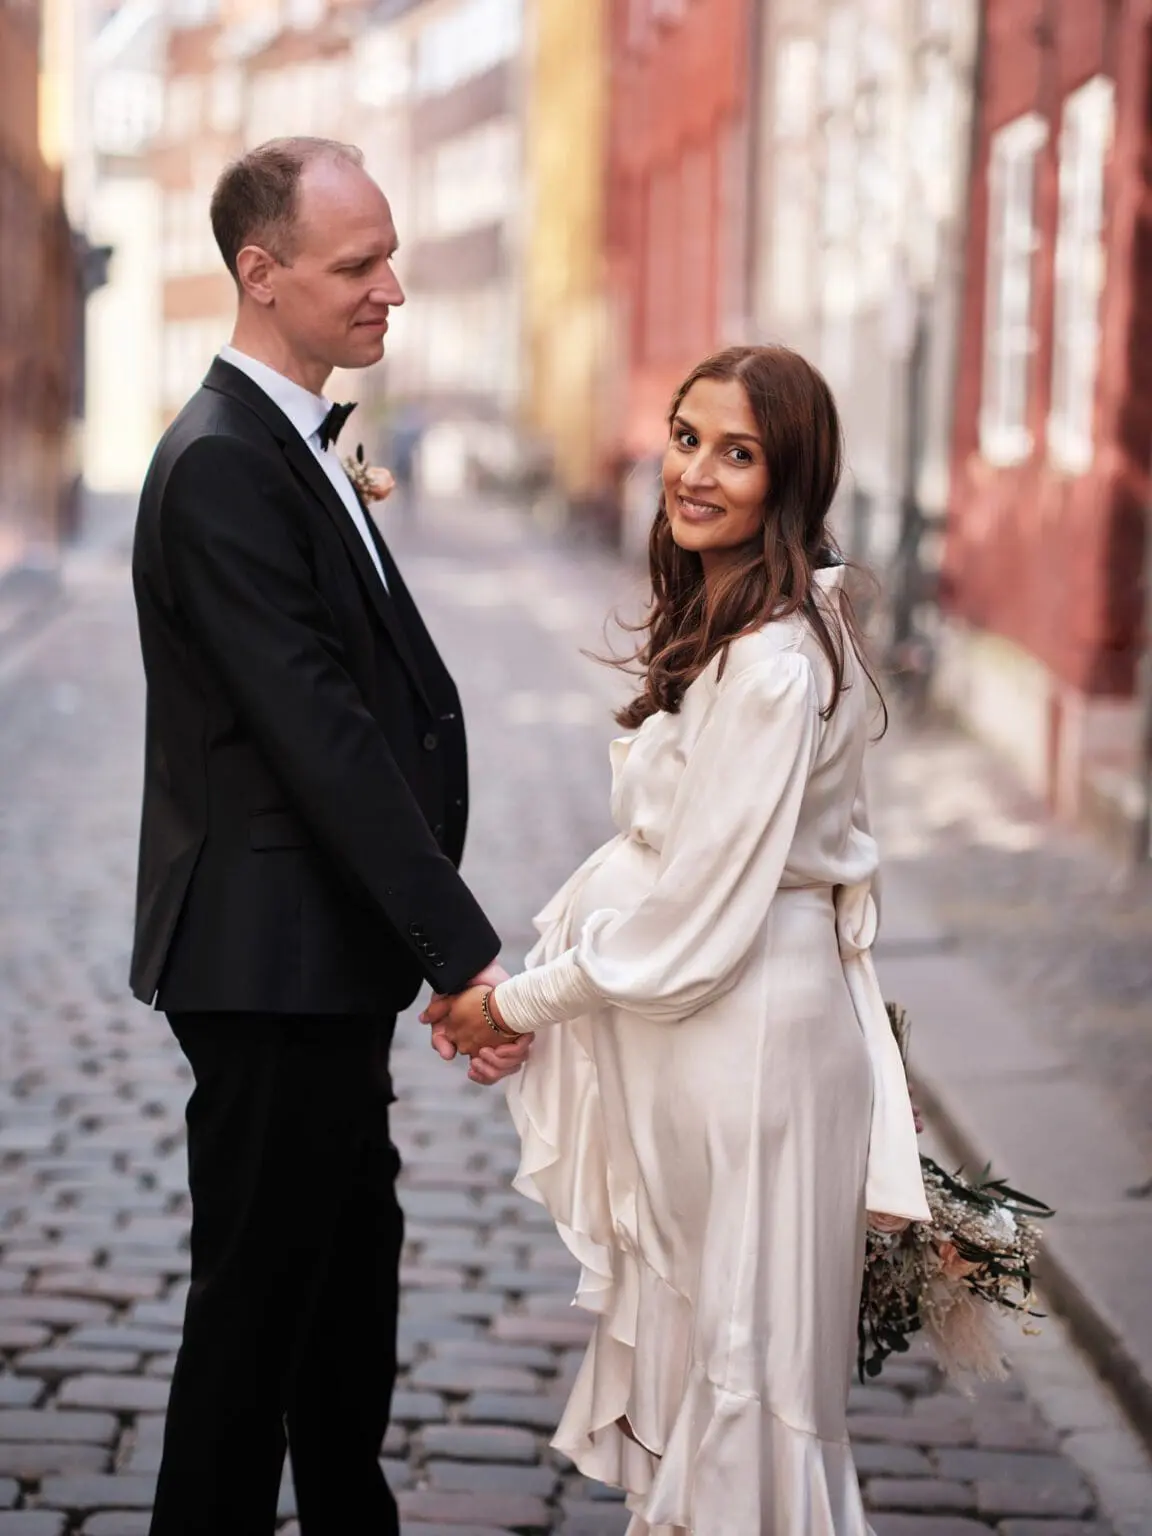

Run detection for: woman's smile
[[675, 493, 726, 523]]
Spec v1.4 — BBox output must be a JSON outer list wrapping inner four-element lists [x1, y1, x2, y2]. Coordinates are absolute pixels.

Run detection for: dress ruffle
[[509, 1035, 873, 1534], [505, 881, 875, 1535]]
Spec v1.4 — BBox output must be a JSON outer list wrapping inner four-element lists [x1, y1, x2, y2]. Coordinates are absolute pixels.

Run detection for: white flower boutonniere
[[343, 444, 396, 503]]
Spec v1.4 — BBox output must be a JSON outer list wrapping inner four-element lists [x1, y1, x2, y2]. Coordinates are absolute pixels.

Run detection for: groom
[[130, 137, 530, 1535]]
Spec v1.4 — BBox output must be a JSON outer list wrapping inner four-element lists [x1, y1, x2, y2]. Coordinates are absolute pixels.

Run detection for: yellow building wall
[[522, 0, 607, 505]]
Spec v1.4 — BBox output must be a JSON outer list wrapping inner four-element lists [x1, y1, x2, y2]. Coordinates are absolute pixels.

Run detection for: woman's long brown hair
[[610, 345, 882, 732]]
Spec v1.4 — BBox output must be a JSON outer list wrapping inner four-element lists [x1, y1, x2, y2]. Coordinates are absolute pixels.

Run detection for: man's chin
[[336, 336, 387, 371]]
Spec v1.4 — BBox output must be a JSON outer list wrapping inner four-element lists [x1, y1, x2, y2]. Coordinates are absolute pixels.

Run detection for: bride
[[426, 344, 930, 1535]]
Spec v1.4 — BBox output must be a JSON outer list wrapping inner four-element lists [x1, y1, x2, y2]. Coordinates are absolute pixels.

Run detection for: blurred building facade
[[605, 0, 755, 554], [520, 0, 608, 524], [387, 0, 525, 423], [942, 0, 1147, 823], [82, 0, 165, 492], [0, 0, 84, 582], [748, 0, 980, 624]]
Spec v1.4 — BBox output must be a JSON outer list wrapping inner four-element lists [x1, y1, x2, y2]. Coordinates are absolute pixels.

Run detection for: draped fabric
[[501, 567, 928, 1534]]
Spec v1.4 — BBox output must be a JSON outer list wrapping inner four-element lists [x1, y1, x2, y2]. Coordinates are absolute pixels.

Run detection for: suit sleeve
[[160, 432, 499, 993]]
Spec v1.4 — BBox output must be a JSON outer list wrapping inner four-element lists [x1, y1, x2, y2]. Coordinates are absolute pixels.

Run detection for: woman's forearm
[[493, 949, 601, 1033]]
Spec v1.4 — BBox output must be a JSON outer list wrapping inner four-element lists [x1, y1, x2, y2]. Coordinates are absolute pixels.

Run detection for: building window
[[162, 318, 227, 410], [980, 112, 1047, 466], [353, 30, 411, 108], [162, 190, 219, 277], [91, 70, 164, 155], [414, 0, 521, 99], [168, 0, 219, 26], [416, 119, 517, 239], [208, 66, 243, 134], [1048, 75, 1114, 474], [165, 76, 202, 142]]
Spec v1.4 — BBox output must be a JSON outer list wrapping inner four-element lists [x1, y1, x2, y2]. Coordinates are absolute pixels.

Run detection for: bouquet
[[857, 1005, 1054, 1383]]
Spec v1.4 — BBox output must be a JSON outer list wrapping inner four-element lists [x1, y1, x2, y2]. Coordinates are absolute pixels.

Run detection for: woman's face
[[661, 376, 769, 573]]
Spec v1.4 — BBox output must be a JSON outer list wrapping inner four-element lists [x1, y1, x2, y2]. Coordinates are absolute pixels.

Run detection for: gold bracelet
[[481, 987, 518, 1041]]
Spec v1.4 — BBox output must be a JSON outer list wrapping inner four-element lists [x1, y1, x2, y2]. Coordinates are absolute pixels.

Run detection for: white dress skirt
[[495, 567, 930, 1536]]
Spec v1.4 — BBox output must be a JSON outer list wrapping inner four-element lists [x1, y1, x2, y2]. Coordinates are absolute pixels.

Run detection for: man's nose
[[375, 273, 405, 307]]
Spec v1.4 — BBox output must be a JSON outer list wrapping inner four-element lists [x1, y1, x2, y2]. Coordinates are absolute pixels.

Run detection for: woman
[[427, 346, 930, 1535]]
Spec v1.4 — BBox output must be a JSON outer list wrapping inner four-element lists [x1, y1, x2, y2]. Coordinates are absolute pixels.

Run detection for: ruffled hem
[[550, 1254, 873, 1536]]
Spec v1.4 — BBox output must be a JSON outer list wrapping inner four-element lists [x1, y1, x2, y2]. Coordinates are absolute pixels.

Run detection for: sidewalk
[[873, 786, 1152, 1455]]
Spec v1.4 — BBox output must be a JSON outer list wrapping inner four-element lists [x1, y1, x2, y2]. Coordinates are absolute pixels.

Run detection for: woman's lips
[[675, 493, 725, 523]]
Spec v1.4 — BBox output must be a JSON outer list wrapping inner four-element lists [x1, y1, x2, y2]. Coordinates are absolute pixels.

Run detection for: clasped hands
[[420, 961, 533, 1086]]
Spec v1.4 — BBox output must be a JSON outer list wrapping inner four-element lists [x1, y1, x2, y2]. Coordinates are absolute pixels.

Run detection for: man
[[130, 137, 530, 1536]]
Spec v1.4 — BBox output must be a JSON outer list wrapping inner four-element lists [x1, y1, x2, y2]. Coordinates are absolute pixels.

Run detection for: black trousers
[[149, 1012, 403, 1536]]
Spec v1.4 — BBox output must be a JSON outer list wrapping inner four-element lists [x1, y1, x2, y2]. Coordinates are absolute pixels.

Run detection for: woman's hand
[[867, 1212, 913, 1234], [437, 985, 515, 1057], [421, 985, 532, 1081]]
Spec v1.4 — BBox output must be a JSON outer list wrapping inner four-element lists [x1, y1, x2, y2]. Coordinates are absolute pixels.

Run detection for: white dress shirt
[[218, 345, 389, 593]]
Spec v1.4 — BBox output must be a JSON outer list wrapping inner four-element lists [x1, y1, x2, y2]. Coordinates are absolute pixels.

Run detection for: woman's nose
[[681, 450, 715, 488]]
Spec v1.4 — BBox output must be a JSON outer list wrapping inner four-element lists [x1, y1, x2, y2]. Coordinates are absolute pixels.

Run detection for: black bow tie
[[318, 400, 356, 450]]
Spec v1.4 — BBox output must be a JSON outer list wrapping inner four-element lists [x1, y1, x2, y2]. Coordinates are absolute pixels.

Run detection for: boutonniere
[[343, 443, 395, 503]]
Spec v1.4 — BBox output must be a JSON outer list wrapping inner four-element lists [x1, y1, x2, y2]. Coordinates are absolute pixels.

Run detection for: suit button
[[431, 958, 445, 969], [422, 732, 439, 751], [433, 823, 444, 838], [409, 923, 425, 937]]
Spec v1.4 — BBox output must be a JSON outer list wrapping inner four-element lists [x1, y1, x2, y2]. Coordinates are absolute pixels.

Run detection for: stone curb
[[877, 868, 1152, 1459]]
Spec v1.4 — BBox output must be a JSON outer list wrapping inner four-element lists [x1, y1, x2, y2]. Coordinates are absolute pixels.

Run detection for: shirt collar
[[219, 345, 330, 446]]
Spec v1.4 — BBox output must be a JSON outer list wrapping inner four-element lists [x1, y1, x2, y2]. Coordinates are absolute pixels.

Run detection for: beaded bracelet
[[481, 987, 519, 1041]]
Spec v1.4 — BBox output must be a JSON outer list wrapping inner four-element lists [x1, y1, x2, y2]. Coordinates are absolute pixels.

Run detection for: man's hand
[[466, 1034, 534, 1085], [469, 960, 510, 990], [421, 961, 509, 1060]]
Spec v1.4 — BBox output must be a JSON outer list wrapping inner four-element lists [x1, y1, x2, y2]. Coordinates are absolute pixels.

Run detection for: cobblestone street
[[0, 500, 1146, 1535]]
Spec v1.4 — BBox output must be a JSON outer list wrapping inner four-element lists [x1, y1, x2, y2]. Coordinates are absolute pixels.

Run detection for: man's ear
[[235, 244, 278, 308]]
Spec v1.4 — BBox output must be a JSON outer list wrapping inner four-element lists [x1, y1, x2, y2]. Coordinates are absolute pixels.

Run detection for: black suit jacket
[[130, 357, 500, 1015]]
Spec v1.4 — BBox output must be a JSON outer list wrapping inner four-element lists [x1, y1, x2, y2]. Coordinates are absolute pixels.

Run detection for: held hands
[[420, 965, 534, 1086]]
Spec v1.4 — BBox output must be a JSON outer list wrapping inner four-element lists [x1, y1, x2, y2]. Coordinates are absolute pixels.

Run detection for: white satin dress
[[493, 565, 930, 1536]]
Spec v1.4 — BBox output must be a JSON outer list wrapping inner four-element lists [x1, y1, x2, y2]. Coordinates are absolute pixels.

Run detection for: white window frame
[[1048, 75, 1114, 474], [980, 111, 1047, 466]]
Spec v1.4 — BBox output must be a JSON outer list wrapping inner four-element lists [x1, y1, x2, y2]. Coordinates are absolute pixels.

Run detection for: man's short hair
[[209, 137, 365, 279]]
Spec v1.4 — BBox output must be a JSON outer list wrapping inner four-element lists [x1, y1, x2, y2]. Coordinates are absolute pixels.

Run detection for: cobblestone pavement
[[0, 499, 1143, 1534]]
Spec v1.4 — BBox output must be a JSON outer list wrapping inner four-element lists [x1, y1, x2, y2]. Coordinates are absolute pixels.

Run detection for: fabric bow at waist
[[834, 879, 879, 960]]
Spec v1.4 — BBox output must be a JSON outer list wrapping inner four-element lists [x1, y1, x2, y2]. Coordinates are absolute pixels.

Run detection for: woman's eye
[[676, 430, 698, 448], [730, 447, 753, 464]]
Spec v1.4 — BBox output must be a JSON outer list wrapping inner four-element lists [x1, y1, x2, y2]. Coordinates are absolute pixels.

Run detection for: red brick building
[[0, 0, 80, 584], [603, 0, 754, 549], [942, 0, 1152, 820]]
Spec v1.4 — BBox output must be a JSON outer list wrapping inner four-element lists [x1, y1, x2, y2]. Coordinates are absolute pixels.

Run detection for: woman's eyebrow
[[672, 414, 759, 445]]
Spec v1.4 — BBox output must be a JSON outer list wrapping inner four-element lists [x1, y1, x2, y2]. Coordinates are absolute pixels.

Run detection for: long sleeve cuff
[[493, 948, 602, 1033]]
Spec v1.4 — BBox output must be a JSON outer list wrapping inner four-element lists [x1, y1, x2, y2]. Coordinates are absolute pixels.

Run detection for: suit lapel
[[280, 435, 436, 715], [203, 359, 435, 715]]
